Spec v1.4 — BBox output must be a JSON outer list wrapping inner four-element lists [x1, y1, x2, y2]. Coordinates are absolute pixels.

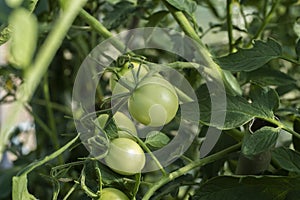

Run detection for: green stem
[[79, 9, 127, 53], [136, 137, 167, 176], [31, 98, 72, 115], [279, 55, 300, 65], [246, 0, 280, 47], [43, 74, 63, 164], [17, 134, 79, 176], [63, 183, 79, 200], [132, 173, 142, 200], [162, 0, 224, 85], [142, 143, 241, 200], [224, 128, 244, 141], [261, 117, 300, 140], [226, 0, 234, 53]]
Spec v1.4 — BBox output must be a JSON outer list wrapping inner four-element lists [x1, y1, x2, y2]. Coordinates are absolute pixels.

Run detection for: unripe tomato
[[113, 111, 137, 139], [100, 188, 129, 200], [104, 138, 145, 175], [128, 76, 179, 127], [95, 112, 137, 139]]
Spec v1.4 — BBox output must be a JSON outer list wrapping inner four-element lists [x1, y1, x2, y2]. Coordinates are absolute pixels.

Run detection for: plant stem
[[63, 183, 79, 200], [279, 55, 300, 65], [136, 137, 167, 176], [246, 0, 280, 47], [142, 143, 241, 200], [226, 0, 234, 53], [262, 117, 300, 140], [79, 9, 127, 53], [163, 0, 242, 96], [43, 74, 63, 164]]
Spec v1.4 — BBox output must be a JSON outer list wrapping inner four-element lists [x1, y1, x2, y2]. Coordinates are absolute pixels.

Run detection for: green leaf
[[242, 127, 279, 157], [145, 131, 170, 149], [193, 176, 300, 200], [103, 1, 136, 29], [272, 147, 300, 174], [146, 10, 169, 27], [12, 175, 36, 200], [104, 116, 119, 139], [8, 8, 38, 69], [239, 67, 296, 86], [215, 38, 282, 72], [249, 85, 279, 115], [197, 84, 275, 130], [165, 0, 197, 16]]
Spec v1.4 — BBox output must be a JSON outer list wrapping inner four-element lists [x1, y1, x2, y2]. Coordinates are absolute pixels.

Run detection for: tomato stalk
[[79, 9, 129, 54], [245, 0, 280, 47], [142, 143, 241, 200], [43, 74, 62, 164], [162, 0, 240, 96]]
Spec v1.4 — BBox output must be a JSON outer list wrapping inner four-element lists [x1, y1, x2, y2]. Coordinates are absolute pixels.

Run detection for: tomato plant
[[1, 0, 300, 200]]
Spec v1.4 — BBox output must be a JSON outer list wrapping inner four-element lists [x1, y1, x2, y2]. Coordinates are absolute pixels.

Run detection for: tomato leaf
[[197, 84, 276, 130], [215, 38, 282, 72], [242, 127, 279, 158], [12, 175, 36, 200], [239, 67, 296, 86], [146, 10, 169, 27], [193, 176, 300, 200], [272, 147, 300, 174], [165, 0, 197, 16], [103, 1, 136, 29], [249, 85, 279, 115], [145, 131, 170, 149]]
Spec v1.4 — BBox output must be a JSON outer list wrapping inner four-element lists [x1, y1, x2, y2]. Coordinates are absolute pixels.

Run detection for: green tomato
[[95, 112, 137, 139], [100, 188, 129, 200], [104, 138, 145, 175], [113, 112, 137, 139], [128, 76, 179, 127]]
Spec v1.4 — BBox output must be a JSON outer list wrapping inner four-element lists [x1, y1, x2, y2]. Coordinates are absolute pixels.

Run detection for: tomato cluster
[[98, 61, 179, 198]]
